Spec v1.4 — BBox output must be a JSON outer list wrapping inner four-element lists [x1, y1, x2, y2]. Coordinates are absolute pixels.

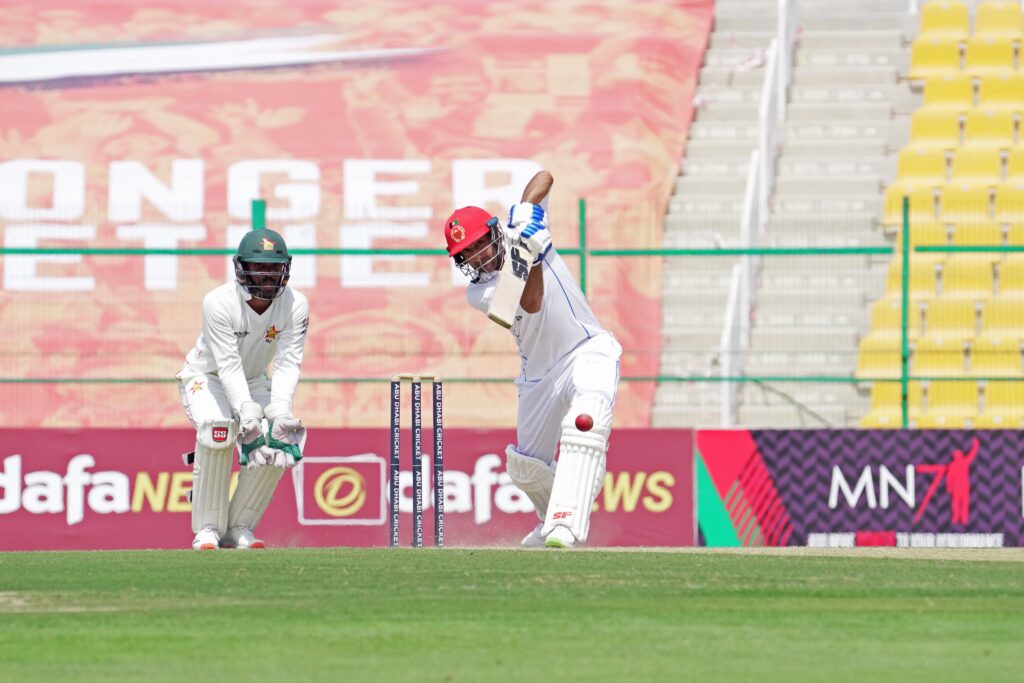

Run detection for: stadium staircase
[[657, 0, 919, 427]]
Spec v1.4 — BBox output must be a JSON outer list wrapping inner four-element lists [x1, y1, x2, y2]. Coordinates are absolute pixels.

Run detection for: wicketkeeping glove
[[236, 400, 266, 467], [265, 401, 305, 466]]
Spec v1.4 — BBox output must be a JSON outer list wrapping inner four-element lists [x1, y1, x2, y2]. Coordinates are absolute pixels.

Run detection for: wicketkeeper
[[442, 171, 621, 548], [176, 228, 309, 550]]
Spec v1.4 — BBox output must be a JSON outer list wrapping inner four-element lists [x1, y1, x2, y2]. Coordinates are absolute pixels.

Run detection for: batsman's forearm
[[521, 171, 553, 204], [520, 262, 544, 313]]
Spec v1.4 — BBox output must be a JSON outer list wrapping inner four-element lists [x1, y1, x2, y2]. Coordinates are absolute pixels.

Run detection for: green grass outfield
[[1, 548, 1022, 683]]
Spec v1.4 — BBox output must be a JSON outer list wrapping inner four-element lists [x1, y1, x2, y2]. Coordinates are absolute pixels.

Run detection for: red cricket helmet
[[444, 206, 498, 257]]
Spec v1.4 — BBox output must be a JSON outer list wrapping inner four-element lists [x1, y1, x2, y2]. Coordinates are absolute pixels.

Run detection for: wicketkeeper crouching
[[176, 228, 309, 550]]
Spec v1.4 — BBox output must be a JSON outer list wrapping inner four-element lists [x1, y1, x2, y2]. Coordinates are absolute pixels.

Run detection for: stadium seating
[[962, 109, 1016, 151], [949, 147, 1002, 188], [858, 381, 923, 428], [916, 380, 979, 426], [909, 36, 963, 81], [939, 183, 992, 222], [998, 253, 1024, 293], [975, 380, 1024, 427], [923, 72, 974, 112], [918, 0, 971, 41], [995, 182, 1024, 223], [941, 254, 996, 299], [978, 73, 1024, 115], [923, 297, 977, 340], [884, 186, 938, 226], [970, 335, 1022, 377], [907, 107, 961, 150], [950, 220, 1003, 248], [964, 35, 1016, 78], [1008, 148, 1024, 181], [973, 0, 1024, 41], [914, 336, 968, 377]]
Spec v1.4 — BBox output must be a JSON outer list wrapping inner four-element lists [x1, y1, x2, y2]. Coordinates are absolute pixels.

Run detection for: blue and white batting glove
[[508, 202, 548, 230], [518, 220, 552, 264]]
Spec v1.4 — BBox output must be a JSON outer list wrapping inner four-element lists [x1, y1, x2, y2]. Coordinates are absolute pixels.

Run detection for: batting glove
[[508, 202, 548, 229], [518, 220, 552, 264]]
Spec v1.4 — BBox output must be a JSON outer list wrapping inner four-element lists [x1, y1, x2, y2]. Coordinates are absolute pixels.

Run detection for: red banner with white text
[[0, 428, 694, 550]]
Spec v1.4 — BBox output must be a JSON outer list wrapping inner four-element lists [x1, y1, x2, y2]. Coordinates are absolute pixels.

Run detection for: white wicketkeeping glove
[[237, 401, 267, 466], [265, 401, 305, 467], [508, 202, 548, 229]]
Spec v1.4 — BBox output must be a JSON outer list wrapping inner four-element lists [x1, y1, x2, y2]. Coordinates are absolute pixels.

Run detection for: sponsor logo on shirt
[[233, 330, 249, 339]]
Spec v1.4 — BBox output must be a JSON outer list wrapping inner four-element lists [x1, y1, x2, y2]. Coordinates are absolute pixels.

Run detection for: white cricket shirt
[[467, 247, 608, 383], [178, 283, 309, 412]]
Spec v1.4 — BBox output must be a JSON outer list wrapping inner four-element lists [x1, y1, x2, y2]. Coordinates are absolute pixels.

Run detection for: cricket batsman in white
[[177, 228, 309, 550], [443, 171, 622, 548]]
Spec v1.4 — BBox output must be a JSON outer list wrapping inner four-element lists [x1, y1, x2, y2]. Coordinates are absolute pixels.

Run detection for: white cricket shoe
[[221, 526, 266, 549], [521, 523, 546, 548], [544, 526, 578, 549], [192, 525, 220, 551]]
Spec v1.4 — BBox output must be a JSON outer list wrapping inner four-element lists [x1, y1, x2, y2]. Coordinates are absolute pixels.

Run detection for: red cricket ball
[[575, 413, 594, 432]]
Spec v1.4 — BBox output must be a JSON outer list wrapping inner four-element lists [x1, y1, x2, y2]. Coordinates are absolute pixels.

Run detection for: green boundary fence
[[4, 197, 1022, 428]]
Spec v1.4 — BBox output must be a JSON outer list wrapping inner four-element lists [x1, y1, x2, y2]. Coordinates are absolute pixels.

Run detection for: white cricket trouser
[[178, 373, 272, 428], [516, 334, 622, 464]]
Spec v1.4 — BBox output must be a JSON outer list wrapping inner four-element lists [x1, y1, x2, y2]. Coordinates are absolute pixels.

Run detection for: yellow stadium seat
[[940, 254, 995, 299], [1006, 223, 1024, 244], [964, 35, 1016, 78], [924, 297, 977, 339], [867, 298, 923, 340], [998, 253, 1024, 293], [895, 220, 948, 248], [919, 1, 971, 40], [885, 256, 940, 301], [858, 381, 923, 427], [950, 147, 1003, 188], [923, 73, 975, 112], [970, 335, 1022, 377], [995, 182, 1024, 223], [950, 220, 1003, 247], [939, 183, 992, 221], [974, 378, 1024, 428], [907, 108, 961, 151], [925, 380, 979, 416], [973, 412, 1024, 428], [977, 73, 1024, 116], [974, 0, 1024, 41], [909, 36, 963, 81], [962, 109, 1016, 151], [980, 295, 1022, 333], [884, 185, 939, 227], [916, 413, 971, 427], [1006, 148, 1024, 182], [856, 336, 903, 380], [914, 336, 968, 376], [898, 147, 949, 183]]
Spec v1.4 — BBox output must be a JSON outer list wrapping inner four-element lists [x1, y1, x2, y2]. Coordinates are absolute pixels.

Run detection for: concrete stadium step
[[683, 158, 752, 177], [749, 327, 861, 351], [761, 231, 889, 248], [785, 120, 890, 141], [690, 121, 759, 141], [664, 331, 725, 350], [664, 213, 743, 234], [707, 32, 773, 50], [668, 196, 745, 215], [757, 298, 868, 324], [791, 66, 899, 85], [715, 14, 913, 34], [663, 232, 742, 249], [769, 212, 881, 229], [787, 102, 894, 121], [775, 176, 883, 195], [651, 405, 725, 428], [796, 49, 907, 71], [664, 268, 736, 294], [694, 85, 761, 106], [758, 289, 868, 309], [693, 103, 760, 122], [783, 139, 889, 156], [715, 0, 909, 13], [778, 157, 893, 180], [655, 384, 725, 409], [675, 176, 749, 195], [739, 381, 867, 410], [791, 84, 917, 113], [775, 195, 883, 215], [743, 349, 857, 376], [760, 270, 874, 294], [698, 67, 766, 86], [659, 350, 722, 378], [703, 47, 774, 70], [736, 404, 853, 429], [799, 30, 907, 50], [685, 139, 757, 160]]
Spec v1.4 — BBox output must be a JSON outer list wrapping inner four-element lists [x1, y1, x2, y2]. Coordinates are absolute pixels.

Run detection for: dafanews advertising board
[[0, 428, 694, 550]]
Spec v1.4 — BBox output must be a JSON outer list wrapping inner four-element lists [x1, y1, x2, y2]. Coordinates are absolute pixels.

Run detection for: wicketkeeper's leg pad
[[227, 465, 285, 532], [505, 445, 556, 521], [191, 419, 237, 534], [541, 394, 613, 543]]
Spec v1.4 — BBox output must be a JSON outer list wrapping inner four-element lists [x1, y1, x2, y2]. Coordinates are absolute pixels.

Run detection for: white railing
[[717, 0, 795, 424]]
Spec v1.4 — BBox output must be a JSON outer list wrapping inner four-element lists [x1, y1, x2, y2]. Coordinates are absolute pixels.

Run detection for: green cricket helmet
[[233, 229, 292, 300]]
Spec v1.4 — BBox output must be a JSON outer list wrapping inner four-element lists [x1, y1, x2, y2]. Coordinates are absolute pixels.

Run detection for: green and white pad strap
[[227, 465, 285, 531], [191, 419, 237, 534], [541, 394, 613, 544], [505, 445, 556, 521]]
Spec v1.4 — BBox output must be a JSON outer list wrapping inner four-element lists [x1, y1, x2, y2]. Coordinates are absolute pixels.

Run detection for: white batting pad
[[505, 445, 556, 521], [191, 419, 237, 534], [227, 465, 285, 531], [541, 394, 613, 543]]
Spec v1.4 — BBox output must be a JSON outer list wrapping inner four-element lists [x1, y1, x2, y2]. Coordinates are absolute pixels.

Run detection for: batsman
[[443, 170, 621, 548], [176, 228, 309, 550]]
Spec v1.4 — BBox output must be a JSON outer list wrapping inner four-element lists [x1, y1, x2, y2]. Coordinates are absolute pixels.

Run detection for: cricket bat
[[486, 171, 554, 328]]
